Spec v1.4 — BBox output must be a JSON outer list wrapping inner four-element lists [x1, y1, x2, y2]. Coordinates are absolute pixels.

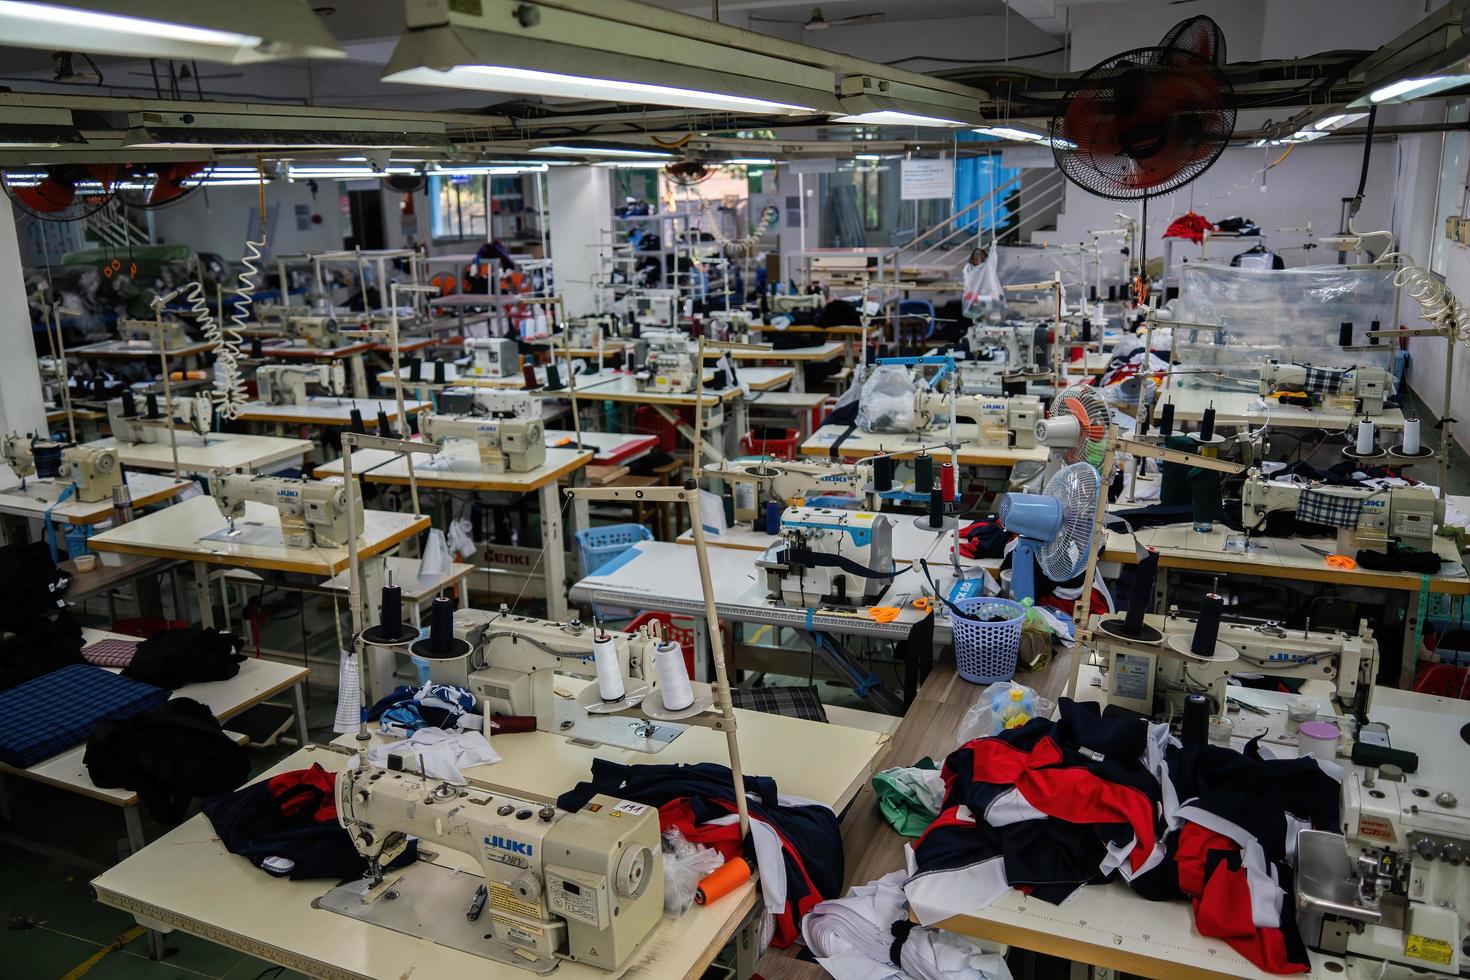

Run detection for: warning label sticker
[[1405, 934, 1453, 966]]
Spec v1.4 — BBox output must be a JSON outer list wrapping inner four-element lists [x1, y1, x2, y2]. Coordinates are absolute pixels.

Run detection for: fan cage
[[1037, 461, 1099, 581], [1052, 384, 1110, 467]]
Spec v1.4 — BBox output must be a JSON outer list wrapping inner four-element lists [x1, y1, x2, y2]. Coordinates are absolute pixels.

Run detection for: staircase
[[84, 199, 151, 249]]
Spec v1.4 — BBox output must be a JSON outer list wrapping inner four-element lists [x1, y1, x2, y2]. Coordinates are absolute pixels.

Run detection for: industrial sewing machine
[[911, 390, 1043, 450], [635, 329, 698, 393], [438, 386, 540, 420], [769, 293, 823, 315], [2, 437, 122, 503], [1295, 689, 1470, 977], [327, 762, 663, 974], [756, 506, 895, 606], [107, 393, 213, 444], [1092, 613, 1379, 729], [254, 363, 347, 404], [463, 337, 521, 379], [120, 318, 190, 349], [1240, 471, 1444, 553], [629, 288, 679, 328], [207, 471, 362, 548], [963, 322, 1052, 378], [419, 413, 546, 473], [713, 458, 879, 525], [566, 314, 619, 349], [1259, 359, 1392, 417], [282, 313, 344, 348]]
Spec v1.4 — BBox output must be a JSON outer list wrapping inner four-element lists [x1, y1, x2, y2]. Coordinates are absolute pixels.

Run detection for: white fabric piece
[[352, 727, 500, 785], [708, 812, 788, 915], [446, 518, 475, 562], [1174, 804, 1283, 929], [904, 856, 1010, 928], [332, 648, 362, 734], [983, 787, 1048, 827], [804, 870, 1011, 980]]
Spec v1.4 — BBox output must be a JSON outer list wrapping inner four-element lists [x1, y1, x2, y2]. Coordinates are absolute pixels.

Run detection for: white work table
[[801, 424, 1049, 469], [92, 699, 889, 980], [87, 432, 313, 475], [1159, 387, 1408, 432], [233, 397, 430, 427], [0, 469, 190, 526], [679, 510, 955, 563]]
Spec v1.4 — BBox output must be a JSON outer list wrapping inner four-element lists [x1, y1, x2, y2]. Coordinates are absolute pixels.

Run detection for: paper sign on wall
[[901, 158, 955, 200]]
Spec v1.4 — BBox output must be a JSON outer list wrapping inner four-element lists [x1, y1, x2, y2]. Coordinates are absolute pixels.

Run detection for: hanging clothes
[[1163, 211, 1215, 245]]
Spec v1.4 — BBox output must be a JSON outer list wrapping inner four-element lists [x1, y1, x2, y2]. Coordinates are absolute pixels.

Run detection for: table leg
[[192, 561, 214, 628], [540, 481, 569, 621], [292, 680, 309, 747], [122, 804, 145, 854]]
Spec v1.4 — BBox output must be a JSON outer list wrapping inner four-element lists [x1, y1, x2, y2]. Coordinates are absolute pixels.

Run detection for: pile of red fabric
[[1164, 210, 1215, 244]]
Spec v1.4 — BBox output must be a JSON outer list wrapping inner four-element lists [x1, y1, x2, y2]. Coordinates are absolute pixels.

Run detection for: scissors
[[1301, 544, 1357, 570]]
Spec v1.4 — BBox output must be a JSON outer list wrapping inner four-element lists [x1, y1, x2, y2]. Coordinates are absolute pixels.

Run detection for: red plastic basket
[[741, 427, 800, 459]]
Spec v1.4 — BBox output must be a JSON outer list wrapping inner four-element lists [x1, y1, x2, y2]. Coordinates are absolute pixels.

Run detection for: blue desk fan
[[998, 461, 1100, 601]]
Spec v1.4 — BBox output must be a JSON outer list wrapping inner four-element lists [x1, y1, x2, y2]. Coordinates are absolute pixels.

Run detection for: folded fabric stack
[[0, 663, 169, 767], [803, 870, 1011, 980], [906, 699, 1341, 975]]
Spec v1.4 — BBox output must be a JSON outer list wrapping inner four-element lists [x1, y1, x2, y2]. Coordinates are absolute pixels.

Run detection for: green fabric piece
[[871, 763, 944, 838]]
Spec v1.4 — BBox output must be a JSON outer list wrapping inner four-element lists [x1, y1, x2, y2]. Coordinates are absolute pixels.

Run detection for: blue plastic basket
[[574, 524, 653, 577], [952, 596, 1026, 685]]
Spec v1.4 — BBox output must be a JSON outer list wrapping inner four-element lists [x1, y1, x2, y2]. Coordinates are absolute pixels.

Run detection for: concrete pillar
[[546, 166, 613, 318], [0, 207, 47, 438]]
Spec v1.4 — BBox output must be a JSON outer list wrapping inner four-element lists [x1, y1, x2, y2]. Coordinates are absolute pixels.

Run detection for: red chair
[[741, 427, 800, 459]]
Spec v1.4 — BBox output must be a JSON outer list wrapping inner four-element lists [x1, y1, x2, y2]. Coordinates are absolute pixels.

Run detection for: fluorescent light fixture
[[381, 2, 841, 115], [835, 110, 966, 128], [287, 165, 420, 181], [0, 106, 85, 148], [1285, 129, 1327, 143], [181, 177, 275, 187], [974, 125, 1045, 142], [124, 111, 448, 151], [1358, 75, 1470, 105], [726, 158, 775, 165], [532, 145, 675, 159], [1314, 112, 1368, 131], [0, 0, 343, 63], [431, 164, 548, 176], [855, 153, 881, 160], [596, 161, 670, 169]]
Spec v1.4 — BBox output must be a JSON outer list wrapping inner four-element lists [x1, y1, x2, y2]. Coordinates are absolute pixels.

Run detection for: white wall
[[0, 208, 47, 437], [151, 181, 344, 261], [547, 167, 613, 317]]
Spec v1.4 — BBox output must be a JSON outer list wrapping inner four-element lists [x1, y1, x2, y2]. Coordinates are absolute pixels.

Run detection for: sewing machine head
[[121, 318, 189, 349], [463, 337, 521, 378], [630, 289, 679, 327], [721, 459, 877, 525], [284, 314, 342, 348], [332, 763, 662, 973], [1240, 471, 1444, 552], [207, 470, 362, 549], [1259, 358, 1392, 417], [419, 414, 546, 473], [106, 393, 212, 444], [255, 363, 347, 405], [2, 433, 36, 480], [769, 293, 822, 314], [639, 349, 697, 394], [964, 321, 1050, 374], [912, 390, 1041, 449], [57, 445, 121, 503], [756, 506, 895, 607]]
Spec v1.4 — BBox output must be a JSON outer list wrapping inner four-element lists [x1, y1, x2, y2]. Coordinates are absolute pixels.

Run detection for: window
[[429, 174, 488, 240], [858, 163, 881, 231]]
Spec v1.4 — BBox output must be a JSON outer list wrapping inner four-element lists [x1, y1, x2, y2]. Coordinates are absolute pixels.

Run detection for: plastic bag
[[446, 518, 475, 562], [856, 364, 917, 433], [662, 829, 724, 916], [955, 680, 1056, 748], [418, 528, 451, 586]]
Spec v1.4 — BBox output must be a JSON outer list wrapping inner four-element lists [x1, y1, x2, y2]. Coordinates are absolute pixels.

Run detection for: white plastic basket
[[952, 596, 1026, 685]]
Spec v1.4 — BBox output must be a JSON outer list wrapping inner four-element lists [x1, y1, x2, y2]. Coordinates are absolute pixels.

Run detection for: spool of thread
[[250, 336, 263, 358], [1355, 419, 1376, 455], [545, 362, 562, 390], [1108, 285, 1118, 302], [914, 453, 934, 493], [145, 393, 160, 418], [928, 487, 945, 528], [695, 857, 752, 906], [522, 362, 541, 390], [654, 639, 695, 711], [1138, 402, 1152, 437], [348, 408, 366, 434], [1198, 405, 1216, 441], [376, 409, 393, 437], [689, 318, 702, 339], [1339, 321, 1353, 347], [592, 631, 625, 702], [1403, 417, 1421, 454], [1191, 593, 1224, 657], [1123, 549, 1159, 636], [121, 389, 137, 418], [764, 500, 782, 535], [428, 595, 455, 657], [433, 360, 446, 384], [1089, 285, 1099, 302], [1182, 693, 1210, 746], [380, 584, 403, 639], [1368, 319, 1381, 346], [939, 462, 956, 502], [1158, 402, 1174, 436], [1081, 319, 1093, 343], [32, 441, 62, 478], [872, 456, 893, 492], [409, 357, 422, 382]]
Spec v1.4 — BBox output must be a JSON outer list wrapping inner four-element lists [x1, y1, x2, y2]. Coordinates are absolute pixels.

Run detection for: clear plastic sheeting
[[856, 364, 918, 432], [996, 244, 1129, 308], [1171, 263, 1398, 391]]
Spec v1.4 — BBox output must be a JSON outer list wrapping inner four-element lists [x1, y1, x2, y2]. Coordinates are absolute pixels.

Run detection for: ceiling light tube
[[532, 145, 675, 159], [973, 125, 1045, 142], [836, 110, 967, 128], [1354, 75, 1470, 106], [726, 158, 775, 165], [0, 0, 343, 63]]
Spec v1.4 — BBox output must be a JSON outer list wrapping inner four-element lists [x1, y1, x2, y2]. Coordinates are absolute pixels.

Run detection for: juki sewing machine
[[1240, 471, 1443, 552], [1092, 613, 1379, 730], [462, 337, 521, 378], [207, 470, 361, 548], [1259, 359, 1392, 417], [756, 506, 895, 606], [912, 390, 1042, 450], [714, 458, 878, 526], [281, 313, 344, 348], [328, 762, 663, 973], [419, 413, 546, 473], [438, 387, 540, 420], [107, 393, 214, 444], [1295, 689, 1470, 977], [2, 437, 122, 503], [254, 363, 347, 404], [120, 318, 190, 349]]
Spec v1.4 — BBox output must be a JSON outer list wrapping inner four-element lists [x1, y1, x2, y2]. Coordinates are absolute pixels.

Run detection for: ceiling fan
[[749, 6, 885, 30]]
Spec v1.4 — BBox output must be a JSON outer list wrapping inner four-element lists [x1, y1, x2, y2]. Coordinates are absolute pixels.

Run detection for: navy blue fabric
[[0, 664, 168, 767]]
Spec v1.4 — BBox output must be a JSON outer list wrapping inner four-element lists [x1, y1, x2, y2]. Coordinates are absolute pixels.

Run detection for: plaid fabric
[[727, 685, 829, 723], [0, 664, 168, 768], [1296, 488, 1365, 529], [81, 639, 139, 669], [1303, 366, 1349, 394]]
